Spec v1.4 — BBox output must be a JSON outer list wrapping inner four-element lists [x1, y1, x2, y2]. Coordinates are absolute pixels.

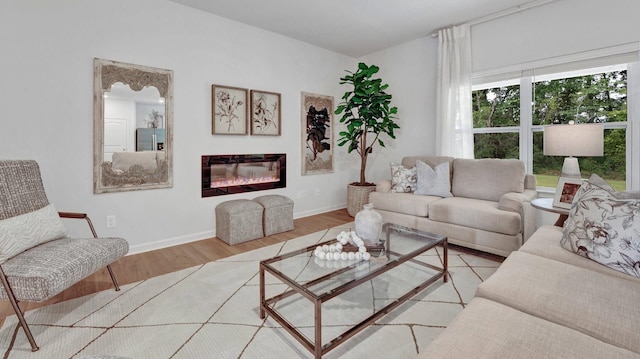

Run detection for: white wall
[[359, 37, 440, 182], [0, 0, 357, 253], [471, 0, 640, 73]]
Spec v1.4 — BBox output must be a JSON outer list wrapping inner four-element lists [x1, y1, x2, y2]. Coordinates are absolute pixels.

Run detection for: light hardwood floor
[[0, 209, 353, 326]]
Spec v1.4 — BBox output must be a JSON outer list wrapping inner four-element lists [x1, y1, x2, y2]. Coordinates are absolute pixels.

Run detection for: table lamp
[[543, 123, 604, 178]]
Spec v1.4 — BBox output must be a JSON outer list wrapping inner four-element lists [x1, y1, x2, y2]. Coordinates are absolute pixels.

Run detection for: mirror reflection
[[93, 58, 173, 194]]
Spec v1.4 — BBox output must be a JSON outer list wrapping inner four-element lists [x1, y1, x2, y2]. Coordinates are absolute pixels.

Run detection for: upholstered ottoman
[[215, 199, 264, 245], [253, 195, 294, 236]]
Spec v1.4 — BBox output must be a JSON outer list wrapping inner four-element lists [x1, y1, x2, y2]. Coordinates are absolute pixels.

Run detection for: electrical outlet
[[106, 215, 117, 228]]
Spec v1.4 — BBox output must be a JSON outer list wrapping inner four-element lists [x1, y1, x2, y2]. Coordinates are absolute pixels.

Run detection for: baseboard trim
[[127, 204, 347, 255]]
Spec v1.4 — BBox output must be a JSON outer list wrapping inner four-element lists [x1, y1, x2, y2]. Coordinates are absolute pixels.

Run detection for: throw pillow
[[561, 179, 640, 277], [0, 204, 67, 263], [390, 162, 417, 193], [588, 173, 640, 200], [414, 160, 452, 197]]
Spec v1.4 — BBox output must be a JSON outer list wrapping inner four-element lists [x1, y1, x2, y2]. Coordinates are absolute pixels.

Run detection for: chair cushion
[[0, 160, 49, 220], [0, 237, 129, 302], [0, 204, 67, 264], [429, 197, 521, 236]]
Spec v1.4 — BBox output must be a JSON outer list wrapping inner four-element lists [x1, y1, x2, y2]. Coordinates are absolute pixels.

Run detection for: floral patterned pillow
[[561, 180, 640, 277], [390, 162, 417, 193]]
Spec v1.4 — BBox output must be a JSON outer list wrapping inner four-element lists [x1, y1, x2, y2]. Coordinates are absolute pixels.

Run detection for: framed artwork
[[212, 84, 249, 135], [250, 90, 281, 135], [553, 177, 584, 209], [301, 92, 334, 175]]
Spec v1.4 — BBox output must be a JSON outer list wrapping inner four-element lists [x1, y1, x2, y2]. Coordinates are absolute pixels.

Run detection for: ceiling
[[170, 0, 544, 57]]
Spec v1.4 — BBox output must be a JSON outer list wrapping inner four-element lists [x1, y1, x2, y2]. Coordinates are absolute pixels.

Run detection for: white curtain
[[436, 24, 474, 158]]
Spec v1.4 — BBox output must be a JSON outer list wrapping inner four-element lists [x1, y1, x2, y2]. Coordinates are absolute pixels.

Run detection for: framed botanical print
[[301, 92, 334, 175], [250, 90, 281, 135], [212, 84, 249, 135], [553, 177, 584, 209]]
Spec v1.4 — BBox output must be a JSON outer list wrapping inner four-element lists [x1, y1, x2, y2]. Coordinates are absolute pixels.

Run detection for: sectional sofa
[[420, 175, 640, 358], [369, 156, 537, 257]]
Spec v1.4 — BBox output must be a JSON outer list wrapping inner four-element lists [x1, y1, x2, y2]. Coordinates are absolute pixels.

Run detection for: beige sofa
[[369, 156, 537, 257], [419, 224, 640, 358]]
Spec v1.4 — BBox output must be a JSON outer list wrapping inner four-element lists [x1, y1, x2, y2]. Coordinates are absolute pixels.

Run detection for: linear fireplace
[[201, 154, 286, 197]]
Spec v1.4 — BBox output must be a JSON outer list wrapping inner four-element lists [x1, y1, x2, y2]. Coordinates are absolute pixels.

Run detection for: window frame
[[472, 63, 637, 191]]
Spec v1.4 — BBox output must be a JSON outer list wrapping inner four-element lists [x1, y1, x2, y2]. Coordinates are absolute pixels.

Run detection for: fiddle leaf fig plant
[[335, 62, 399, 186]]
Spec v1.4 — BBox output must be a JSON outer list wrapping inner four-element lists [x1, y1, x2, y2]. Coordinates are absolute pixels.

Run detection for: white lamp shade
[[543, 123, 604, 157]]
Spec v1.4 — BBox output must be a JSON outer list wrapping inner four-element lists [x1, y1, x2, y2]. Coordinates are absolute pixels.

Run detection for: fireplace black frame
[[201, 153, 286, 197]]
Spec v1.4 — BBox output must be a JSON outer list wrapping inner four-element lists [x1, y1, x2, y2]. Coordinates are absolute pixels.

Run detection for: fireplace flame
[[210, 175, 280, 188]]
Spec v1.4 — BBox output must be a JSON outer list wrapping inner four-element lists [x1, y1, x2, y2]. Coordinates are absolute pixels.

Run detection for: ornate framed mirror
[[93, 58, 173, 193]]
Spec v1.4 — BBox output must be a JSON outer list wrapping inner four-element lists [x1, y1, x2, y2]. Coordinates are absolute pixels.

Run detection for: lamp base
[[561, 157, 581, 178]]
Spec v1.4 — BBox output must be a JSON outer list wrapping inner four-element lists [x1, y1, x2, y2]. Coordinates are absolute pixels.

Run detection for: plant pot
[[347, 183, 377, 217]]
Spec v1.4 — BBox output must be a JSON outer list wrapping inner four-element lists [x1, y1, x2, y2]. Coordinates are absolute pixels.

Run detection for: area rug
[[0, 223, 502, 358]]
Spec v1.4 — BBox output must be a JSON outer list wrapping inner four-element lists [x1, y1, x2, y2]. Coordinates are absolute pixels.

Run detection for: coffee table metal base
[[259, 225, 447, 358]]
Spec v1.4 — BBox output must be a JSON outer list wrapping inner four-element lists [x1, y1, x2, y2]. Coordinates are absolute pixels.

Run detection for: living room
[[1, 0, 638, 253], [2, 0, 640, 357]]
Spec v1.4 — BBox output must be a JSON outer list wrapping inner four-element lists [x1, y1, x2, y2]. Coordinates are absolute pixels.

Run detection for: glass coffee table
[[259, 223, 447, 358]]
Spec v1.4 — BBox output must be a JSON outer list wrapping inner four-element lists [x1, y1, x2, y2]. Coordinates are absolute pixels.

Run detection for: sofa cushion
[[521, 225, 640, 285], [452, 158, 525, 202], [368, 191, 438, 217], [561, 179, 640, 278], [429, 197, 521, 236], [414, 160, 452, 197], [389, 162, 417, 193], [0, 204, 67, 264], [476, 251, 640, 354], [418, 297, 639, 359]]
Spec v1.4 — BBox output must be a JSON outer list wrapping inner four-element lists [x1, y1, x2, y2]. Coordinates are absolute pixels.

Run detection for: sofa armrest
[[524, 174, 537, 190], [498, 189, 537, 243], [498, 189, 536, 213], [376, 179, 392, 193]]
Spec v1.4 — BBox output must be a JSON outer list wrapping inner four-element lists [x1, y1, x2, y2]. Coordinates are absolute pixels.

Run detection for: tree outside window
[[472, 66, 627, 190]]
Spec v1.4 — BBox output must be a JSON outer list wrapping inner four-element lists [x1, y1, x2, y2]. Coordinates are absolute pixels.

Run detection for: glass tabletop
[[261, 223, 446, 299]]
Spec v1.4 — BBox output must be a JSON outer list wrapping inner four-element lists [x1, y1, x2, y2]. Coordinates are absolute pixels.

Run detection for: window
[[472, 64, 630, 191]]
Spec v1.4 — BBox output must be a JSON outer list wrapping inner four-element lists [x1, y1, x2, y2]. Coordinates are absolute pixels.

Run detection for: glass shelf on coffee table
[[259, 223, 447, 359]]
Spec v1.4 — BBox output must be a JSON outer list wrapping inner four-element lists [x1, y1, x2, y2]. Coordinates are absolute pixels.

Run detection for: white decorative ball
[[358, 246, 367, 253], [335, 243, 343, 252], [348, 252, 356, 260], [363, 252, 371, 261], [333, 252, 341, 260], [340, 252, 348, 260], [322, 245, 329, 252], [355, 252, 363, 260], [329, 245, 336, 252], [317, 251, 326, 259]]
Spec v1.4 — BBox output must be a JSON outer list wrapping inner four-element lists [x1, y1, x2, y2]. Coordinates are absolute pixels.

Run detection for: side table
[[531, 198, 570, 227]]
